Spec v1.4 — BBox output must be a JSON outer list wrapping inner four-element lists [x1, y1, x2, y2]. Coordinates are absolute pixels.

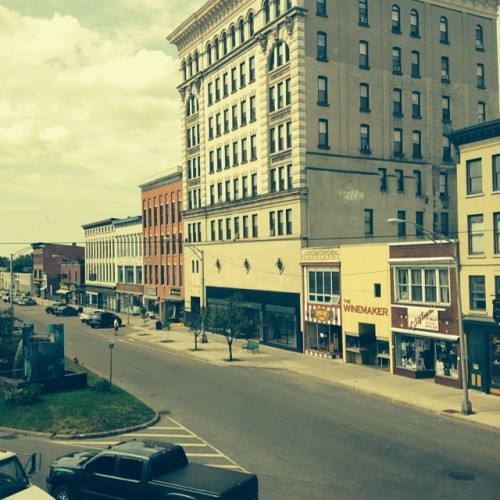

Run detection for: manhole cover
[[449, 472, 474, 481]]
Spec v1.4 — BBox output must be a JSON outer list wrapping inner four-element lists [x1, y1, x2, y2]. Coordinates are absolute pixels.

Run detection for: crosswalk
[[53, 416, 246, 472]]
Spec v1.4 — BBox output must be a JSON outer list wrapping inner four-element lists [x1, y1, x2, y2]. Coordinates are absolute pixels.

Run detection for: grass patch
[[0, 359, 156, 436]]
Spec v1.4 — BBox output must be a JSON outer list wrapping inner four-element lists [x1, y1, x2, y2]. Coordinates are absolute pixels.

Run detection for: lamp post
[[182, 241, 206, 343], [387, 218, 473, 415], [10, 246, 33, 314]]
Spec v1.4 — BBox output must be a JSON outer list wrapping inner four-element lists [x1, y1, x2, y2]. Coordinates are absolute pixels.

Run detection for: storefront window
[[306, 323, 341, 355], [266, 310, 297, 348], [308, 269, 340, 303], [492, 335, 500, 385], [435, 339, 459, 379], [395, 335, 434, 371], [395, 267, 450, 304]]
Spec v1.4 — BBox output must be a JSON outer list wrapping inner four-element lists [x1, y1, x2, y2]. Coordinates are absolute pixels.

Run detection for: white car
[[79, 309, 104, 323], [1, 293, 10, 302]]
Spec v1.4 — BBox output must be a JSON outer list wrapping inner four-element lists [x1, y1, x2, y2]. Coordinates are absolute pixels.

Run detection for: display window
[[436, 339, 459, 379], [491, 335, 500, 386], [395, 334, 435, 371]]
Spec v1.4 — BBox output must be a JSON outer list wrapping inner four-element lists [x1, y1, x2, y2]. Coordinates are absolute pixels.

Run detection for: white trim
[[388, 257, 453, 264], [392, 328, 458, 341]]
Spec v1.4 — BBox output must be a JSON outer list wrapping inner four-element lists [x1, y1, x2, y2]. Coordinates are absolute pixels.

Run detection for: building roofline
[[450, 118, 500, 146]]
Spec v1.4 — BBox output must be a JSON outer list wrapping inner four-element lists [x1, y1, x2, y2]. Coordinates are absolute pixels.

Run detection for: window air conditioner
[[475, 40, 484, 49], [359, 16, 368, 24]]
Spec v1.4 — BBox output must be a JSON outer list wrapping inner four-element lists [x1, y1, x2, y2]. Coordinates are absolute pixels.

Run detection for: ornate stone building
[[168, 0, 499, 351]]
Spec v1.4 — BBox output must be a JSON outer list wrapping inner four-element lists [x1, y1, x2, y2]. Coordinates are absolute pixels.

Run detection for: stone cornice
[[430, 0, 499, 16], [302, 248, 341, 263]]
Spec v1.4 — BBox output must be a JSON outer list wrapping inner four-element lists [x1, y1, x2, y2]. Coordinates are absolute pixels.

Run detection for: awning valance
[[55, 289, 71, 295], [392, 328, 458, 341]]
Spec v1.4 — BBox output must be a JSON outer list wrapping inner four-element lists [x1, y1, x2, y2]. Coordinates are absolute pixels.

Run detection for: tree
[[0, 308, 15, 341], [209, 294, 255, 361], [12, 254, 33, 273], [0, 256, 9, 269], [184, 311, 205, 351]]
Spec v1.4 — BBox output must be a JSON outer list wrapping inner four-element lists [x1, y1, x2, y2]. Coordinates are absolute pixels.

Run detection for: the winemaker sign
[[407, 306, 439, 331]]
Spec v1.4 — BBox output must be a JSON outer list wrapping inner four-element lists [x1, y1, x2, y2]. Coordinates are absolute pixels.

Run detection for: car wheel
[[53, 484, 77, 500]]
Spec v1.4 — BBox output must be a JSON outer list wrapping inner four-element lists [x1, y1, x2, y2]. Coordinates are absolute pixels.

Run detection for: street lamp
[[10, 246, 33, 313], [387, 218, 473, 415], [182, 241, 206, 343]]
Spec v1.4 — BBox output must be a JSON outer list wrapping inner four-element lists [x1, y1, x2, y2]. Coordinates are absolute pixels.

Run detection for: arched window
[[410, 9, 419, 37], [230, 25, 236, 49], [263, 0, 270, 24], [239, 19, 245, 44], [193, 51, 199, 73], [391, 5, 401, 33], [274, 0, 281, 17], [221, 32, 228, 55], [475, 25, 484, 50], [181, 60, 187, 81], [186, 95, 199, 117], [269, 41, 290, 71], [187, 56, 193, 79], [248, 12, 255, 37], [440, 16, 449, 43], [214, 37, 220, 61], [206, 42, 212, 66]]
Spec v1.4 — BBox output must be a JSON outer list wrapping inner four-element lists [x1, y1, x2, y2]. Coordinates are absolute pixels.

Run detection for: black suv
[[88, 311, 122, 329]]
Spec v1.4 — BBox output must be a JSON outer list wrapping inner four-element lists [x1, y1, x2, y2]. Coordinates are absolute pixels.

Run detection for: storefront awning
[[392, 328, 459, 341], [55, 289, 71, 294]]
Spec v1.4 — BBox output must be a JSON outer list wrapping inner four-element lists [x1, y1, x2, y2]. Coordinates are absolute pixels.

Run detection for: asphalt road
[[2, 304, 500, 499]]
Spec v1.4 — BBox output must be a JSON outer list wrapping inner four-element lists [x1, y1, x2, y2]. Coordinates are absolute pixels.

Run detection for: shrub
[[93, 378, 111, 393], [4, 385, 41, 406]]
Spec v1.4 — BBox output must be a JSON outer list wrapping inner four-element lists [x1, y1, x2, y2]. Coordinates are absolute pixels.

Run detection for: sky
[[0, 0, 205, 257]]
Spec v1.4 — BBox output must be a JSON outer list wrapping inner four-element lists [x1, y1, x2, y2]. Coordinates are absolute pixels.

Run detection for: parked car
[[1, 293, 10, 302], [54, 305, 79, 317], [79, 309, 104, 323], [18, 297, 37, 306], [88, 311, 122, 329], [46, 303, 62, 314]]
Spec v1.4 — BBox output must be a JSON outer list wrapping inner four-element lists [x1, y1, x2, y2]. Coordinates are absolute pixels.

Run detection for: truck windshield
[[0, 456, 30, 497]]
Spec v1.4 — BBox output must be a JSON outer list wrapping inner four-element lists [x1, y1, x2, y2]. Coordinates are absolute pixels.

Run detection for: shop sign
[[171, 288, 181, 296], [314, 307, 330, 322], [145, 287, 157, 296], [342, 299, 388, 316], [408, 306, 439, 331]]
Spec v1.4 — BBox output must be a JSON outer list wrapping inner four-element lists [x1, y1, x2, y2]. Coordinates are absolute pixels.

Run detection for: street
[[1, 304, 500, 499]]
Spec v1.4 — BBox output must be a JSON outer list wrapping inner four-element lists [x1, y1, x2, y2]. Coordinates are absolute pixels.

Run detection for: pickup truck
[[0, 449, 53, 499], [46, 439, 258, 500]]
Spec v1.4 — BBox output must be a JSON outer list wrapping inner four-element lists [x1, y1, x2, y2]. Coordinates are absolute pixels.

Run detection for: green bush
[[93, 378, 111, 393], [4, 385, 41, 406]]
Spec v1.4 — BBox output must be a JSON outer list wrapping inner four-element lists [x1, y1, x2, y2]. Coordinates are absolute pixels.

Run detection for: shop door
[[468, 341, 487, 392]]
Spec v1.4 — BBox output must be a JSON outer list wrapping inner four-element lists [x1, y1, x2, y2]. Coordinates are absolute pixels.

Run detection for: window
[[475, 25, 484, 50], [264, 0, 270, 23], [359, 0, 368, 25], [318, 119, 329, 148], [215, 77, 220, 101], [318, 76, 328, 105], [410, 9, 420, 37], [415, 212, 424, 236], [360, 83, 370, 111], [392, 88, 403, 116], [414, 170, 422, 196], [224, 145, 230, 168], [493, 155, 500, 191], [231, 104, 237, 129], [269, 42, 290, 70], [468, 214, 484, 254], [232, 141, 239, 165], [308, 269, 340, 303], [391, 5, 401, 33], [269, 86, 276, 112], [394, 128, 403, 156], [241, 137, 248, 163], [412, 131, 422, 158], [360, 124, 370, 152], [249, 56, 255, 82], [412, 91, 421, 118], [317, 32, 327, 60], [285, 78, 291, 105], [466, 158, 482, 195], [223, 109, 229, 133], [252, 214, 258, 237], [477, 64, 485, 88], [251, 173, 257, 196], [411, 51, 420, 77], [392, 47, 402, 74], [442, 135, 451, 161], [396, 169, 404, 192], [396, 267, 450, 304], [316, 0, 327, 16], [240, 62, 246, 87], [286, 208, 292, 234], [469, 276, 486, 311], [243, 215, 249, 238], [478, 101, 486, 123], [440, 16, 449, 43], [440, 212, 449, 236], [240, 100, 247, 125], [231, 67, 237, 92], [359, 41, 369, 68], [441, 57, 450, 82], [364, 209, 373, 236], [379, 168, 387, 191], [439, 172, 448, 198], [250, 134, 257, 160], [494, 213, 500, 254], [442, 96, 451, 122], [239, 19, 245, 44], [248, 13, 255, 37], [397, 210, 406, 236]]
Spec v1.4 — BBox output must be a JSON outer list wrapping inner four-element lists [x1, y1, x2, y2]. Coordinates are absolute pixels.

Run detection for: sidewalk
[[116, 314, 500, 432]]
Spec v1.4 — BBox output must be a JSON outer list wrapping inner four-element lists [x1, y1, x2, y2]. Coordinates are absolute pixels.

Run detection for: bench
[[242, 339, 260, 354]]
